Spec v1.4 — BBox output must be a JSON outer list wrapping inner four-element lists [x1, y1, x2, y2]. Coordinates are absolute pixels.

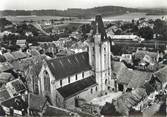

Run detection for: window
[[60, 80, 62, 86], [105, 79, 107, 84], [75, 97, 79, 107], [104, 47, 106, 52], [93, 47, 95, 52], [68, 77, 70, 83], [91, 88, 93, 94], [96, 87, 98, 91], [104, 54, 106, 62], [82, 72, 84, 78], [43, 70, 50, 93], [34, 84, 39, 94], [75, 74, 78, 80]]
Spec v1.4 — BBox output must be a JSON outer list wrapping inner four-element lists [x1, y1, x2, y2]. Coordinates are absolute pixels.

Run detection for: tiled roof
[[30, 49, 40, 56], [112, 61, 133, 85], [0, 62, 13, 72], [28, 93, 47, 112], [112, 61, 127, 74], [127, 71, 152, 89], [102, 79, 156, 116], [3, 52, 16, 62], [114, 88, 147, 115], [11, 51, 27, 60], [0, 72, 14, 83], [0, 88, 11, 103], [0, 55, 6, 62], [113, 61, 152, 88], [46, 52, 91, 80], [11, 79, 26, 92], [117, 69, 133, 85], [6, 79, 26, 95], [57, 76, 97, 99], [1, 96, 27, 111], [43, 105, 75, 116]]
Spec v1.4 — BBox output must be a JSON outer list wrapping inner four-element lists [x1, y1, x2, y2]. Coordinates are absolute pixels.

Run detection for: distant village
[[0, 14, 167, 116]]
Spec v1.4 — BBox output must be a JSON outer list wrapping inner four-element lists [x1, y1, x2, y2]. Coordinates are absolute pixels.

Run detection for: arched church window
[[95, 87, 98, 91], [34, 84, 39, 94], [43, 70, 51, 93]]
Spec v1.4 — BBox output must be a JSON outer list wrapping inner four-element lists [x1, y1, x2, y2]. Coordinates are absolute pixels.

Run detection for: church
[[38, 15, 113, 109]]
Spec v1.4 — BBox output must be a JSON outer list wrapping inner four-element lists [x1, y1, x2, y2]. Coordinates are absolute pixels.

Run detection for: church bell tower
[[88, 15, 112, 95]]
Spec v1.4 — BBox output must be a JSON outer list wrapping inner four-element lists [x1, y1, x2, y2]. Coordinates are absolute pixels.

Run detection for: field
[[3, 16, 73, 23]]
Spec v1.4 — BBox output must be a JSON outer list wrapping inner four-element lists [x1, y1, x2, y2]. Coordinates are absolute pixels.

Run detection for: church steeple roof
[[94, 15, 107, 40]]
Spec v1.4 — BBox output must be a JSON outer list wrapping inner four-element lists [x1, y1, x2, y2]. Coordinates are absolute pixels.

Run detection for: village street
[[89, 91, 122, 106]]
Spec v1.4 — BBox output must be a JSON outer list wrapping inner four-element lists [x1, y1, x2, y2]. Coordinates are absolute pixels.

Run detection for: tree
[[3, 34, 17, 46], [138, 26, 153, 40], [154, 19, 167, 40]]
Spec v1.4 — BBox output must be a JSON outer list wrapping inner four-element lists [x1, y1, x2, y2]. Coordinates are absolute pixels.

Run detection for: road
[[89, 91, 122, 106]]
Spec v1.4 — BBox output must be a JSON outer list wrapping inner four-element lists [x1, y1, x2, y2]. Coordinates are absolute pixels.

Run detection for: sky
[[0, 0, 167, 10]]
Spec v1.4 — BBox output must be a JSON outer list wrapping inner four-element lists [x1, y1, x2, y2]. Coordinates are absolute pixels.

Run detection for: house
[[0, 88, 11, 103], [11, 51, 28, 60], [134, 50, 159, 65], [114, 87, 149, 116], [112, 61, 152, 91], [39, 42, 57, 57], [16, 40, 27, 48], [27, 49, 40, 56], [3, 52, 16, 62], [3, 51, 28, 70], [108, 35, 144, 42], [0, 62, 13, 72], [5, 79, 27, 97], [52, 24, 68, 34], [1, 96, 28, 116], [0, 72, 14, 88], [120, 54, 133, 64], [101, 82, 156, 116]]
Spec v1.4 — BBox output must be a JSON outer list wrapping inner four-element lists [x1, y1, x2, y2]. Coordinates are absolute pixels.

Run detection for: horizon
[[1, 6, 167, 11], [1, 0, 167, 10]]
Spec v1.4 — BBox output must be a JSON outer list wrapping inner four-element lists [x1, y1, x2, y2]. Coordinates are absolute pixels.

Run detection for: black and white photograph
[[0, 0, 167, 116]]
